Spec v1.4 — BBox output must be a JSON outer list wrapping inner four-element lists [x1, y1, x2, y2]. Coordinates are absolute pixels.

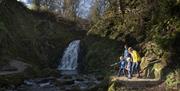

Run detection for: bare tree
[[32, 0, 40, 10], [62, 0, 80, 20], [88, 0, 106, 22]]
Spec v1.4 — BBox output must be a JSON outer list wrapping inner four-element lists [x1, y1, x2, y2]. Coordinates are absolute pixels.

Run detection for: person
[[117, 56, 126, 77], [123, 44, 131, 59], [126, 57, 132, 79], [128, 47, 141, 77]]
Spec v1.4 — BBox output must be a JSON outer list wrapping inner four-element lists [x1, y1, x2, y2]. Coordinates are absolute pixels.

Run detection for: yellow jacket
[[131, 50, 141, 62]]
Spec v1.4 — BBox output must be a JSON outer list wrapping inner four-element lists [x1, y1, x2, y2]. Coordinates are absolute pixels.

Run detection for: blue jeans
[[131, 62, 139, 74], [118, 68, 125, 76], [127, 62, 132, 79], [127, 69, 131, 78]]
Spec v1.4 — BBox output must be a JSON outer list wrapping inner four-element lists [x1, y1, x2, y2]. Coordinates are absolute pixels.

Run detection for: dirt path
[[110, 76, 162, 88], [0, 60, 29, 75], [111, 76, 160, 82]]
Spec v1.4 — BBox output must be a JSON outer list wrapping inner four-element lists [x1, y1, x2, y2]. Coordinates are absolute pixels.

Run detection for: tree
[[62, 0, 80, 20], [32, 0, 40, 10], [88, 0, 106, 23]]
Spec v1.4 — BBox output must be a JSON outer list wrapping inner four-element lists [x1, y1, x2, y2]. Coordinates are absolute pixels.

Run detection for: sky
[[17, 0, 29, 4], [78, 0, 93, 18], [17, 0, 93, 18]]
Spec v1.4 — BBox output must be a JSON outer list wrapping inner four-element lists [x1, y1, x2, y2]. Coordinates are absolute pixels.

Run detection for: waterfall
[[58, 40, 80, 72]]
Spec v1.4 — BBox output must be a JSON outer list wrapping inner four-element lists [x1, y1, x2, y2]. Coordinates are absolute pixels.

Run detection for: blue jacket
[[124, 49, 130, 58], [119, 60, 126, 69]]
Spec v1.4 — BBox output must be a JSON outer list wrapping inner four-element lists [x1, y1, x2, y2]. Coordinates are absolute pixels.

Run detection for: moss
[[165, 69, 180, 89], [108, 82, 116, 91]]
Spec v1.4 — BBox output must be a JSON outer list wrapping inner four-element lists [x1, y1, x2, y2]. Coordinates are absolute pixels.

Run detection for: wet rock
[[11, 75, 102, 91], [39, 82, 51, 87], [56, 78, 75, 86], [61, 75, 73, 79], [23, 77, 56, 88], [35, 77, 55, 83], [96, 75, 104, 81], [76, 78, 85, 81], [24, 80, 35, 86], [65, 85, 81, 91], [37, 79, 50, 84], [75, 76, 85, 81]]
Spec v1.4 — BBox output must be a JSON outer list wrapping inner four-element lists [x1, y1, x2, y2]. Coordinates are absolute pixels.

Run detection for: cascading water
[[58, 40, 80, 74]]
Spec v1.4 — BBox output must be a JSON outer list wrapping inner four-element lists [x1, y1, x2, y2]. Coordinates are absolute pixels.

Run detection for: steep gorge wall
[[88, 0, 180, 80], [0, 0, 84, 68]]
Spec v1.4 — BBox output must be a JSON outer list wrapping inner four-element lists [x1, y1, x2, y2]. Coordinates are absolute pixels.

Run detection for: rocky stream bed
[[1, 74, 104, 91]]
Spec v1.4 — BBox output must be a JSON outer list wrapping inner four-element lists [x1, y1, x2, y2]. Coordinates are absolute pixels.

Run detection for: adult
[[123, 45, 131, 59], [126, 57, 132, 79], [128, 47, 141, 77], [123, 45, 132, 78]]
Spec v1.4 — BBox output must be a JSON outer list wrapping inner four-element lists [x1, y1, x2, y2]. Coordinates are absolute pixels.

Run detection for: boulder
[[153, 63, 165, 79], [140, 41, 167, 79]]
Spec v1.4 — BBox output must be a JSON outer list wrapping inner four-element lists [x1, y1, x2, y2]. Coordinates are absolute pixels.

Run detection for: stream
[[2, 40, 103, 91]]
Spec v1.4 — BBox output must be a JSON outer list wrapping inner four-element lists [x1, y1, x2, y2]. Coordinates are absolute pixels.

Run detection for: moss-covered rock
[[140, 41, 168, 79]]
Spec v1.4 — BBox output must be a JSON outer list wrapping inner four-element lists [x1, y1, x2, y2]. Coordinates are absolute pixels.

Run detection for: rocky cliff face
[[140, 41, 168, 79], [0, 0, 84, 68], [88, 0, 180, 79], [0, 0, 88, 87], [87, 0, 180, 90]]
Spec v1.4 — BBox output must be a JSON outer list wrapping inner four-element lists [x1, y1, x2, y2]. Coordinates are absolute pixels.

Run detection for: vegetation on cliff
[[87, 0, 180, 89]]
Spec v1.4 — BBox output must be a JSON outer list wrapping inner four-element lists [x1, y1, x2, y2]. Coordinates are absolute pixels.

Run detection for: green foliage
[[150, 18, 180, 50], [87, 0, 180, 82], [165, 69, 180, 88], [155, 35, 175, 50], [82, 35, 122, 74]]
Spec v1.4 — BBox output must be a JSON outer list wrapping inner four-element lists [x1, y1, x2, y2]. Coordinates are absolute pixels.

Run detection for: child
[[118, 56, 126, 77], [126, 57, 132, 79]]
